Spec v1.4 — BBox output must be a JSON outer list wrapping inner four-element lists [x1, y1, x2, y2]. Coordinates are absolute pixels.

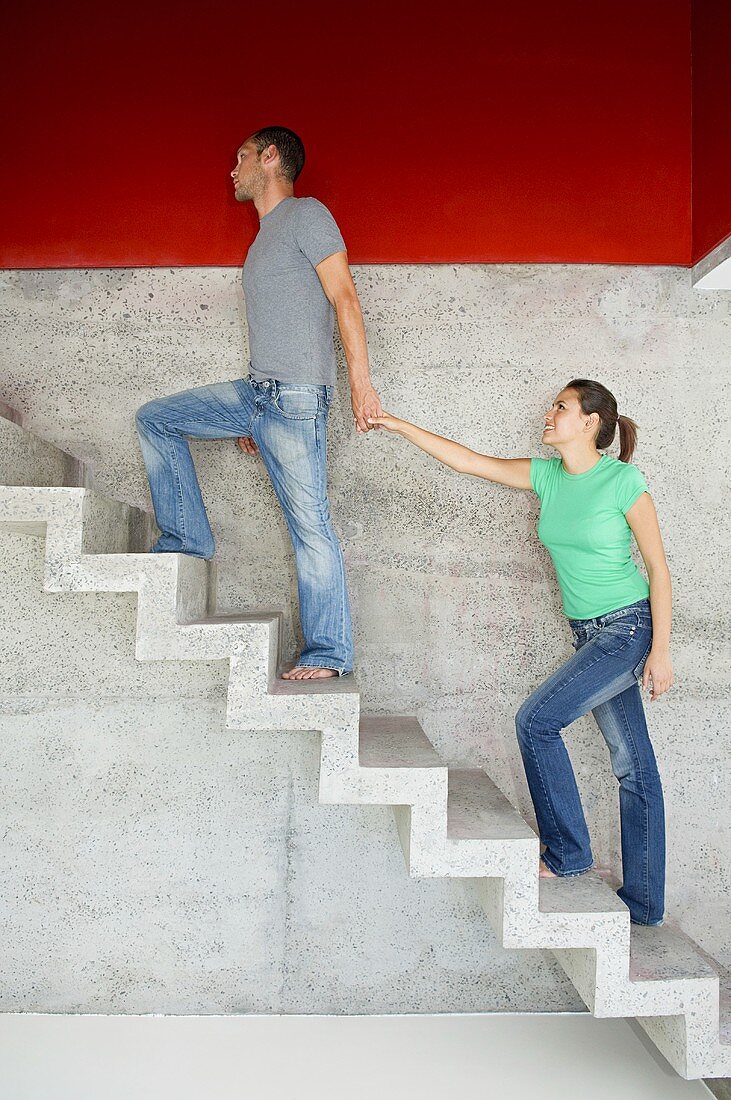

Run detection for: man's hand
[[352, 384, 384, 433], [236, 436, 258, 455]]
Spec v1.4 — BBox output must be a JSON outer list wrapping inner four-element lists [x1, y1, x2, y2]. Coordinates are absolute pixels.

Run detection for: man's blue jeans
[[135, 376, 353, 675], [515, 598, 665, 925]]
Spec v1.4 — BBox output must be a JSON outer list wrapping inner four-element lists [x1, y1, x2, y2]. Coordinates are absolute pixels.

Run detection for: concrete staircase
[[0, 408, 728, 1081]]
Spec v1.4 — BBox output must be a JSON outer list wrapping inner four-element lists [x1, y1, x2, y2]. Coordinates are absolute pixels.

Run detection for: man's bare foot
[[539, 861, 558, 878], [281, 666, 339, 681]]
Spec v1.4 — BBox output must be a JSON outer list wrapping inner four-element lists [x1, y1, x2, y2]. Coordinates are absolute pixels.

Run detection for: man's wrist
[[349, 371, 373, 395]]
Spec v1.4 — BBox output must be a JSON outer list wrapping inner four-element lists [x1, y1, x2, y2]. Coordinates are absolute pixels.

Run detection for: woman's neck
[[557, 446, 603, 476]]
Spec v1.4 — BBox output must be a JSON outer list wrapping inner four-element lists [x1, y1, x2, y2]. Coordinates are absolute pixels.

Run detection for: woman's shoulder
[[602, 454, 647, 481], [531, 456, 562, 470], [530, 456, 562, 497], [601, 455, 650, 512]]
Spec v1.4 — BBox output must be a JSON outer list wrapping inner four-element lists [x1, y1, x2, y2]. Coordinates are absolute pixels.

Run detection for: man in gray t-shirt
[[136, 126, 381, 681], [243, 196, 345, 386]]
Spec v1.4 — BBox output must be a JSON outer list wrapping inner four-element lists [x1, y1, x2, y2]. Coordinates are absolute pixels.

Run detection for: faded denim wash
[[136, 375, 353, 674], [516, 598, 665, 925]]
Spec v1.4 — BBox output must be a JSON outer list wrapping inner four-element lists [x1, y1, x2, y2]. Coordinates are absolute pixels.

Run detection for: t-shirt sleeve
[[293, 199, 346, 267], [616, 463, 649, 514], [530, 457, 552, 499]]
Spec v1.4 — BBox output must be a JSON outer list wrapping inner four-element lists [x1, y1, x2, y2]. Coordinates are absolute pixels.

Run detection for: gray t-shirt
[[242, 196, 346, 386]]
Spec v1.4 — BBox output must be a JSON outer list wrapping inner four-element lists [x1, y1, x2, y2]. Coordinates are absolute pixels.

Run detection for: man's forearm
[[335, 295, 371, 391]]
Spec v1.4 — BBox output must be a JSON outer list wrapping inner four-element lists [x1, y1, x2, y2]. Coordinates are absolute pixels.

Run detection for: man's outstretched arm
[[315, 251, 383, 432]]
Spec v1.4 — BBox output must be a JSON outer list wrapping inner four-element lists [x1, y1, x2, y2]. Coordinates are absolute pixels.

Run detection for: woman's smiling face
[[542, 387, 595, 447]]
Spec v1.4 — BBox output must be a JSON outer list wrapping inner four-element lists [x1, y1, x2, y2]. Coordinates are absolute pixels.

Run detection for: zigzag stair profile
[[0, 409, 728, 1081]]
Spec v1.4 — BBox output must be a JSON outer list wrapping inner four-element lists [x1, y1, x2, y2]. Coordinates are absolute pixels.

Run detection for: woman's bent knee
[[515, 701, 533, 744]]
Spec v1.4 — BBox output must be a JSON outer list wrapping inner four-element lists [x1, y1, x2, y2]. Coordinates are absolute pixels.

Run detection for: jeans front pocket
[[593, 612, 641, 656], [273, 386, 320, 421]]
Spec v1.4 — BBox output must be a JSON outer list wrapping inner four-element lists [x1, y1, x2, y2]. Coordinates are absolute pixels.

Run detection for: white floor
[[0, 1014, 715, 1100]]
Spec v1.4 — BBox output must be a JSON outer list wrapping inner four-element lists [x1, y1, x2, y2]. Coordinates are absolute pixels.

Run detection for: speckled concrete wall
[[0, 265, 729, 1011]]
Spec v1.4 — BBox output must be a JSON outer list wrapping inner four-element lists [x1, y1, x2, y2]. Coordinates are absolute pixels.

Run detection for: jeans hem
[[541, 854, 593, 878], [294, 662, 353, 677], [630, 917, 665, 927], [151, 545, 214, 561]]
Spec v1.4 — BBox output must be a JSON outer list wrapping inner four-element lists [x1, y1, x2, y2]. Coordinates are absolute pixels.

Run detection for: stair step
[[629, 924, 718, 983], [359, 715, 442, 769], [447, 770, 536, 841], [185, 612, 283, 626], [271, 674, 360, 697], [539, 871, 628, 915]]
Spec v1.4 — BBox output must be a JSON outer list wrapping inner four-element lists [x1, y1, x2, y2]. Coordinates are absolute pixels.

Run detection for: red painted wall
[[0, 0, 691, 267], [691, 0, 731, 262]]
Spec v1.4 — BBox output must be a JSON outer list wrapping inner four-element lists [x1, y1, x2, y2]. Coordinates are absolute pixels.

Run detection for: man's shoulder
[[292, 196, 334, 219]]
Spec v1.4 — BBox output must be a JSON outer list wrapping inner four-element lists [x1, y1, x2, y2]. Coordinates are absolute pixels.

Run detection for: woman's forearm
[[394, 418, 480, 473], [647, 566, 672, 651], [382, 417, 533, 488]]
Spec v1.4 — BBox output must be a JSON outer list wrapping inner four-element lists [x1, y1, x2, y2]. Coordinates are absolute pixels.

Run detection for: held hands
[[642, 648, 674, 702], [352, 384, 384, 433], [366, 413, 403, 433]]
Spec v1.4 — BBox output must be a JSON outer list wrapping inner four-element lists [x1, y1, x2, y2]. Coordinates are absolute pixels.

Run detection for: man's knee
[[288, 502, 337, 540], [135, 400, 159, 433]]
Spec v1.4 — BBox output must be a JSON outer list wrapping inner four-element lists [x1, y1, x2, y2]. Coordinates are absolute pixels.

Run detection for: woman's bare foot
[[281, 666, 338, 680], [539, 860, 558, 878]]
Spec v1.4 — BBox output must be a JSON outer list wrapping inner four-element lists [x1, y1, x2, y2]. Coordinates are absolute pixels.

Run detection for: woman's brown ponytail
[[616, 414, 638, 463], [566, 378, 638, 463]]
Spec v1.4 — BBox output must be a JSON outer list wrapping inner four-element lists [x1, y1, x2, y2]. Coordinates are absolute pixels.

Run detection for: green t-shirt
[[530, 453, 650, 620]]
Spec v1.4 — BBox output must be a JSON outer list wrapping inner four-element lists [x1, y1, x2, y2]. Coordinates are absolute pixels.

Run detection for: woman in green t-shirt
[[368, 378, 672, 926]]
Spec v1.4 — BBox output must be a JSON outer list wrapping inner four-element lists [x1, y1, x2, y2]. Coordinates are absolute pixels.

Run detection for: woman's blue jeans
[[515, 598, 665, 925], [135, 376, 353, 675]]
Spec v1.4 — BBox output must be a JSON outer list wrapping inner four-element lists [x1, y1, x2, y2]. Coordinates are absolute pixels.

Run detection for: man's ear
[[262, 143, 279, 167]]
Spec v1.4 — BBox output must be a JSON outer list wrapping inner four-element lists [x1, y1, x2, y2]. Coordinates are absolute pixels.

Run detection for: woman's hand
[[642, 648, 674, 701], [367, 413, 404, 433]]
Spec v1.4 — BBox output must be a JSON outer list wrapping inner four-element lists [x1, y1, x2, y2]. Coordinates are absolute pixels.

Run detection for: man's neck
[[254, 185, 295, 221]]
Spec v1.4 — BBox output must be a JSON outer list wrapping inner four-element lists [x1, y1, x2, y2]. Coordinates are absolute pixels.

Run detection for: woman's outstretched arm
[[367, 413, 532, 489]]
